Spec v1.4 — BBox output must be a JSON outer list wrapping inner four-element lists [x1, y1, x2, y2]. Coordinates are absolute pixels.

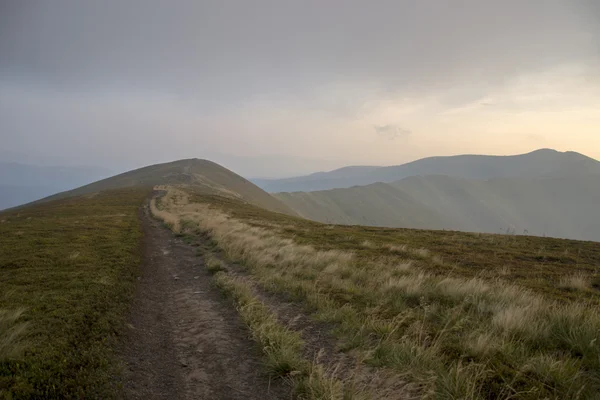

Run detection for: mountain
[[256, 149, 600, 192], [0, 163, 113, 210], [275, 173, 600, 241], [28, 158, 296, 216]]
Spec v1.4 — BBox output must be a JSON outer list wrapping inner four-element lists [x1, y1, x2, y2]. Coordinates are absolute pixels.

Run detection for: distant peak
[[527, 149, 591, 160], [528, 148, 559, 154]]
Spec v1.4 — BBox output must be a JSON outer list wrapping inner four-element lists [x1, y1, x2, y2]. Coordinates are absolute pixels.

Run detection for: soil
[[120, 204, 290, 400]]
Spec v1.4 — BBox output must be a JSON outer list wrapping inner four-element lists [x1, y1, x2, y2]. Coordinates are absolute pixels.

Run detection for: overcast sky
[[1, 1, 599, 177]]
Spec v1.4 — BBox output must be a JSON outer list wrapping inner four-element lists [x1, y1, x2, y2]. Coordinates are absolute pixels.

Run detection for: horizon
[[1, 147, 597, 180], [2, 1, 599, 178]]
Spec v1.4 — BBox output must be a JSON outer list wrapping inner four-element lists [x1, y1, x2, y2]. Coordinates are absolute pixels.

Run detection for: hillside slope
[[29, 159, 296, 216], [153, 186, 600, 399], [275, 174, 600, 241], [258, 149, 600, 192]]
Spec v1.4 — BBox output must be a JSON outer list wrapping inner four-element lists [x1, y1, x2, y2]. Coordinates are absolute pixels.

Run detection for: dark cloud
[[1, 0, 597, 101]]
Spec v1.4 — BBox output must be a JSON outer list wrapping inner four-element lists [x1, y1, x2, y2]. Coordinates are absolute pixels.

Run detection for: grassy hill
[[0, 158, 297, 398], [3, 157, 600, 398], [258, 149, 600, 192], [275, 174, 600, 241], [152, 186, 600, 399], [27, 158, 296, 216]]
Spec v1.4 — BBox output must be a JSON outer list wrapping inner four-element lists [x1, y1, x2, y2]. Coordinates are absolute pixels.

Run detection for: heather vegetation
[[0, 189, 149, 398]]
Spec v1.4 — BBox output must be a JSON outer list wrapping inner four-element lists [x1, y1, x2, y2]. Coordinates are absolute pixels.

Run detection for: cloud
[[1, 1, 597, 103], [374, 125, 412, 140], [1, 0, 599, 171]]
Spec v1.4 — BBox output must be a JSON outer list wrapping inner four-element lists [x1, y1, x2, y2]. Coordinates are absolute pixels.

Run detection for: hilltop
[[25, 158, 296, 216], [256, 149, 600, 192]]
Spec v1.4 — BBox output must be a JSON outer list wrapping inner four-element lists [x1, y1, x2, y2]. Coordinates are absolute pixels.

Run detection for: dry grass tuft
[[385, 244, 408, 254], [0, 308, 28, 362], [410, 248, 430, 258], [205, 254, 227, 274], [558, 273, 590, 291], [360, 240, 377, 249], [150, 196, 181, 232], [213, 271, 366, 399]]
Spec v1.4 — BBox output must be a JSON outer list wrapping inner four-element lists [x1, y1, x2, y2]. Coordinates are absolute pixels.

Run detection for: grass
[[0, 309, 28, 363], [0, 188, 149, 399], [187, 191, 600, 305], [152, 192, 365, 398], [205, 254, 227, 274], [212, 272, 306, 376], [157, 186, 600, 399], [557, 273, 591, 291], [212, 270, 360, 399]]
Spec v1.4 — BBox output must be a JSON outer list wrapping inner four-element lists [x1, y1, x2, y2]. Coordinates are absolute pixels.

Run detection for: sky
[[1, 0, 599, 178]]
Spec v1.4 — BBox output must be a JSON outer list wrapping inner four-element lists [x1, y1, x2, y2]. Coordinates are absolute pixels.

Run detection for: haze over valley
[[271, 149, 600, 241]]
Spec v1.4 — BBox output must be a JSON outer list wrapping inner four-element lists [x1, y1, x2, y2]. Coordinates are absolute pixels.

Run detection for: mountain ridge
[[275, 172, 600, 242], [256, 149, 600, 192], [16, 158, 297, 216]]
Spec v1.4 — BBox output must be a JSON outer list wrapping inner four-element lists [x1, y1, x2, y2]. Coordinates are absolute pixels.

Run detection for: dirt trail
[[121, 204, 289, 400]]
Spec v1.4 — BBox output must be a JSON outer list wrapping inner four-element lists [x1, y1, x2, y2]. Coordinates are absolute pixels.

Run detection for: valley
[[275, 174, 600, 241]]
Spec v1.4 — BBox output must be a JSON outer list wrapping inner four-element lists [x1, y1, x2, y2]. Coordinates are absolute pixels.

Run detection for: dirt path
[[120, 204, 289, 400]]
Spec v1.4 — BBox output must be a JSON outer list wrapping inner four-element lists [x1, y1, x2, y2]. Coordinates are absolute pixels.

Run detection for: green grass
[[0, 188, 149, 399], [205, 254, 227, 274], [213, 272, 306, 376], [169, 190, 600, 399], [212, 270, 362, 399], [0, 309, 28, 363]]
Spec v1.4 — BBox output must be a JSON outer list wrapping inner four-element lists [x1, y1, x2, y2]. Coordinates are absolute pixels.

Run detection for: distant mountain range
[[0, 163, 113, 210], [5, 149, 600, 241], [255, 149, 600, 192], [272, 149, 600, 242]]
